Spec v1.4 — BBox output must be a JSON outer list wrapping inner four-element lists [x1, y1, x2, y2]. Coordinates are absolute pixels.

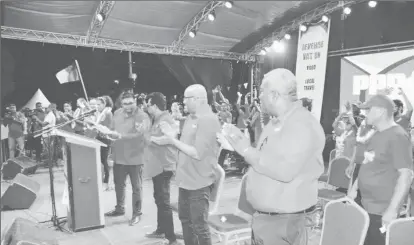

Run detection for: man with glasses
[[152, 84, 221, 245], [222, 69, 325, 245], [105, 91, 151, 226]]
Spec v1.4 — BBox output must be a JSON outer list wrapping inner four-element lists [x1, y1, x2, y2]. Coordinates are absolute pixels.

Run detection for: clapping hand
[[222, 124, 250, 155], [216, 132, 234, 151]]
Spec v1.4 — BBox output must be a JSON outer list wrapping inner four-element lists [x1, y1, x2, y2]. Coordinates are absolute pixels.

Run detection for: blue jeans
[[178, 185, 212, 245]]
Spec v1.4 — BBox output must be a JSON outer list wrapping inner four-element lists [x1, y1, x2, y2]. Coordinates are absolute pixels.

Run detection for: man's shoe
[[129, 215, 142, 226], [145, 230, 165, 239], [104, 209, 125, 217]]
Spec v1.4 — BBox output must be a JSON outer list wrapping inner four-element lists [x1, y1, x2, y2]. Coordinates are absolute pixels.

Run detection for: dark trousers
[[113, 164, 143, 216], [178, 185, 212, 245], [101, 146, 110, 184], [153, 171, 176, 242], [32, 136, 42, 161], [364, 213, 385, 245]]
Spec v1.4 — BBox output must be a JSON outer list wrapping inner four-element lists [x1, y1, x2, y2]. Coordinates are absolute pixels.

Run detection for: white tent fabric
[[23, 89, 51, 109], [1, 124, 9, 140], [1, 1, 307, 52]]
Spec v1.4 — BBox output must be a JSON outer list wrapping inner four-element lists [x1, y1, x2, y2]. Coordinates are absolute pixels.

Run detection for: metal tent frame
[[1, 0, 364, 62]]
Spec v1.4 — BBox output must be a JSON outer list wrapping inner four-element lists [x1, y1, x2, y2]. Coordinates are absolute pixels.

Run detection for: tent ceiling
[[1, 1, 331, 60]]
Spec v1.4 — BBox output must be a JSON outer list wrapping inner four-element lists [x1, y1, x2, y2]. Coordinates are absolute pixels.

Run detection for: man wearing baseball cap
[[348, 94, 413, 245]]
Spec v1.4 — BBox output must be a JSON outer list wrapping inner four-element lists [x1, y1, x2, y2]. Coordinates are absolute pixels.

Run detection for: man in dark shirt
[[29, 102, 46, 162], [144, 92, 179, 245], [152, 84, 221, 245], [104, 91, 151, 226], [349, 94, 413, 245]]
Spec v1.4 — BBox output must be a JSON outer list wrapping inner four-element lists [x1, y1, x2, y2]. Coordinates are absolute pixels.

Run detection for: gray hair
[[264, 68, 298, 101]]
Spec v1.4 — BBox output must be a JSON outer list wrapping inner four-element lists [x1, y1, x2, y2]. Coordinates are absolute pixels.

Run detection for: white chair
[[208, 174, 252, 245], [209, 164, 226, 215], [318, 157, 354, 202], [386, 217, 414, 245], [320, 197, 370, 245]]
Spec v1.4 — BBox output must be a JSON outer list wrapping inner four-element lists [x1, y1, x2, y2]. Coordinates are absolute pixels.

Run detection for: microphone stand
[[36, 111, 94, 233]]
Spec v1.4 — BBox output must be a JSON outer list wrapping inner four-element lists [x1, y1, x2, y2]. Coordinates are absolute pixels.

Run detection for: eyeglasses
[[122, 102, 135, 106], [183, 96, 198, 102]]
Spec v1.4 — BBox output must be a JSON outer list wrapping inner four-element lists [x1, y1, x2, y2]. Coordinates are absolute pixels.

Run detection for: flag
[[56, 62, 80, 84]]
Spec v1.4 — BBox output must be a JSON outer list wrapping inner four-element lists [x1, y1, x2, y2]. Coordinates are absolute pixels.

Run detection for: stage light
[[224, 1, 233, 9], [208, 11, 216, 21], [114, 80, 119, 84], [321, 15, 329, 23], [299, 24, 307, 32], [368, 1, 377, 8], [189, 30, 196, 38], [96, 13, 104, 22], [284, 33, 291, 40], [259, 49, 267, 56], [272, 41, 285, 53], [343, 7, 352, 15]]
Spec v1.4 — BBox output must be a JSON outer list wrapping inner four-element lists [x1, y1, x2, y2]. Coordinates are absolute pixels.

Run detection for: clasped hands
[[94, 122, 147, 141], [151, 121, 176, 146]]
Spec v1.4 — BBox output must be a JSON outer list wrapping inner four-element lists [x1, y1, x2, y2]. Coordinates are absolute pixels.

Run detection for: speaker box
[[1, 173, 40, 210], [2, 156, 38, 180], [1, 218, 59, 245]]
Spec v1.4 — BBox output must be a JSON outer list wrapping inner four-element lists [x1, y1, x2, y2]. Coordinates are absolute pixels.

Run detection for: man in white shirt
[[36, 104, 57, 162], [42, 104, 57, 134]]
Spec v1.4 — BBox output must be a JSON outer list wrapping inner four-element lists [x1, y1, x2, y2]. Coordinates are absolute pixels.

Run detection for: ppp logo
[[352, 71, 413, 95]]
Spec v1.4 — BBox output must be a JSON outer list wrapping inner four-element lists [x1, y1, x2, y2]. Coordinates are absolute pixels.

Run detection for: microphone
[[83, 109, 97, 116]]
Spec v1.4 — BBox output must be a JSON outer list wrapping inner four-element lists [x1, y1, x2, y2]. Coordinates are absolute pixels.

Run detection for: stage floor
[[1, 168, 321, 245]]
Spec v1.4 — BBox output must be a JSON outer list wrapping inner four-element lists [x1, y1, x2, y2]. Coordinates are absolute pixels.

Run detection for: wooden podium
[[53, 129, 106, 232]]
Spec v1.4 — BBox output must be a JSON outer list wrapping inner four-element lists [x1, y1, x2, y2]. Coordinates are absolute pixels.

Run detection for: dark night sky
[[1, 39, 184, 108]]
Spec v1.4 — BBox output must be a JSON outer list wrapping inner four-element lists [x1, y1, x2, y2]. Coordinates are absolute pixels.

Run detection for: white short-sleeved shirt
[[42, 111, 56, 137]]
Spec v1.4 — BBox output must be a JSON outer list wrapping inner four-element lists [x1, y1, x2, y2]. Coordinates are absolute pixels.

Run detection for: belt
[[256, 205, 316, 216]]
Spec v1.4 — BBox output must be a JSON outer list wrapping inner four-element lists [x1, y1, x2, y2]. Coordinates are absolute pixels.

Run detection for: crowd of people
[[2, 67, 413, 245]]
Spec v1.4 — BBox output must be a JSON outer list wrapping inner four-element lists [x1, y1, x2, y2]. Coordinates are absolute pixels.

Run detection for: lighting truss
[[246, 0, 367, 58], [86, 1, 116, 44], [171, 0, 224, 48], [1, 26, 254, 61]]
